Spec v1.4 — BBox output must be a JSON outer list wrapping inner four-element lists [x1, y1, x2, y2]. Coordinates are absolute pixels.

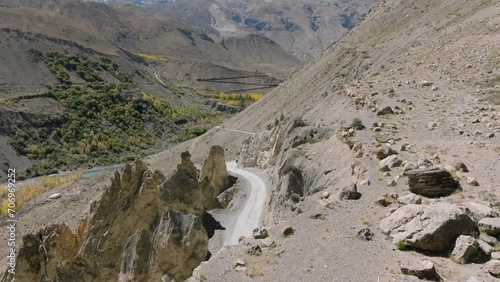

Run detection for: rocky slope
[[143, 0, 500, 280], [1, 146, 236, 282]]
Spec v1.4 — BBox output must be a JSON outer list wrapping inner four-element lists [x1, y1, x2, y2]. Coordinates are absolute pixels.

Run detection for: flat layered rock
[[399, 258, 439, 280], [404, 168, 459, 197]]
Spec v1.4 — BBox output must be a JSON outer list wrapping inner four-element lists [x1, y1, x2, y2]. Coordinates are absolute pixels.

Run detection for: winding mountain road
[[224, 161, 268, 245]]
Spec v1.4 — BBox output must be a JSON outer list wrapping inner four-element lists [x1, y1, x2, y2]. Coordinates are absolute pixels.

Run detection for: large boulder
[[403, 168, 460, 197], [10, 225, 79, 282], [380, 203, 477, 252], [451, 235, 481, 264]]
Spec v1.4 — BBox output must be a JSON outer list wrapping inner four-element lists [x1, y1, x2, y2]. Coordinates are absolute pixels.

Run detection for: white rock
[[484, 260, 500, 278], [48, 193, 62, 200], [480, 233, 498, 245], [478, 239, 492, 255], [466, 177, 479, 186], [359, 180, 371, 186], [261, 237, 275, 248], [234, 259, 246, 268], [379, 155, 403, 168], [398, 193, 422, 205]]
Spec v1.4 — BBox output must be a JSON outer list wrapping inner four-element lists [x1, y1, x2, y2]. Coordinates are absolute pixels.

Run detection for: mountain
[[81, 0, 379, 61]]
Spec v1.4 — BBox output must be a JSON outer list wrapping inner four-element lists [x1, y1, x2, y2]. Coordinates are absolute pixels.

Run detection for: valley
[[0, 0, 303, 180]]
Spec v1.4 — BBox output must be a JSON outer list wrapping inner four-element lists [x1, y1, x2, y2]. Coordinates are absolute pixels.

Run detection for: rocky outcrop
[[238, 116, 332, 169], [9, 147, 235, 282], [380, 203, 477, 252], [404, 168, 460, 197], [238, 116, 334, 221], [12, 225, 79, 282], [199, 146, 237, 209]]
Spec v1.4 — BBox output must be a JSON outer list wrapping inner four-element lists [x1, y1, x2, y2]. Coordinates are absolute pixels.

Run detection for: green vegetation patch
[[201, 91, 263, 107], [6, 50, 223, 177]]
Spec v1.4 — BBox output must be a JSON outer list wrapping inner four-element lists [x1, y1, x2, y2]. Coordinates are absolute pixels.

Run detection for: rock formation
[[238, 116, 334, 221], [380, 203, 477, 252], [199, 146, 237, 209], [7, 146, 235, 282]]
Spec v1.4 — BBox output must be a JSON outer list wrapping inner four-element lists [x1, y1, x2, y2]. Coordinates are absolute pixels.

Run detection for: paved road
[[224, 161, 268, 245]]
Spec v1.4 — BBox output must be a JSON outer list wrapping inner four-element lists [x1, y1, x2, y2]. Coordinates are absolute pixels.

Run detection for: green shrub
[[395, 240, 411, 251]]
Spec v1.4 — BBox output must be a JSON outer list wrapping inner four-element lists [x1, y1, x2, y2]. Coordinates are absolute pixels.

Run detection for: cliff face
[[238, 116, 335, 222], [6, 146, 235, 282]]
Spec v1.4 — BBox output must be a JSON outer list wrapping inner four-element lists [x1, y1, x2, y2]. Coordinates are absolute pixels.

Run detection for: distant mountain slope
[[0, 0, 301, 71], [80, 0, 379, 61]]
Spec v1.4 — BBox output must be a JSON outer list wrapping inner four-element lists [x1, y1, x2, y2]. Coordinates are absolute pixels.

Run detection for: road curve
[[224, 161, 268, 245]]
